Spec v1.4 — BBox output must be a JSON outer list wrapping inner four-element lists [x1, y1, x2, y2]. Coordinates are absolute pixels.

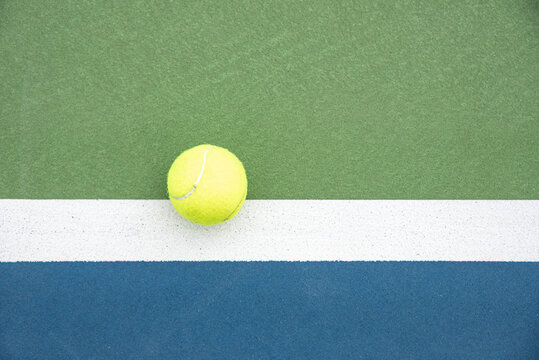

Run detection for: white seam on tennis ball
[[224, 186, 247, 221], [171, 146, 212, 201]]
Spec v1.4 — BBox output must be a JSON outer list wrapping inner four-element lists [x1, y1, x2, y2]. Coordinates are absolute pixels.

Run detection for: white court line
[[0, 200, 538, 262]]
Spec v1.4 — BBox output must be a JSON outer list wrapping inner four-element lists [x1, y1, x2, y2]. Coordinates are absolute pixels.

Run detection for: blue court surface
[[1, 261, 538, 359]]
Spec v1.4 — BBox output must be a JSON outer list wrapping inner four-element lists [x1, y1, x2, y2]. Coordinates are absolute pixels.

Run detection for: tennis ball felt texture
[[167, 144, 248, 225]]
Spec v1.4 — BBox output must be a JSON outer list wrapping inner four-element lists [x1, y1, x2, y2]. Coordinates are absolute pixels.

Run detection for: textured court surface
[[1, 1, 538, 359], [1, 0, 537, 199], [2, 200, 538, 262], [1, 262, 538, 359]]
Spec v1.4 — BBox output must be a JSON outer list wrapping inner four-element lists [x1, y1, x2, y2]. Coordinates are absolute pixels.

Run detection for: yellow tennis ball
[[167, 144, 248, 225]]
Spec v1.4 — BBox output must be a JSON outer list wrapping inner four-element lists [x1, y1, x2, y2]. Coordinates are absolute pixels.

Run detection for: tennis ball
[[167, 144, 248, 225]]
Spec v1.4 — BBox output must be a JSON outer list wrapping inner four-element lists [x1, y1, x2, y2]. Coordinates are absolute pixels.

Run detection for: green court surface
[[1, 0, 537, 199]]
